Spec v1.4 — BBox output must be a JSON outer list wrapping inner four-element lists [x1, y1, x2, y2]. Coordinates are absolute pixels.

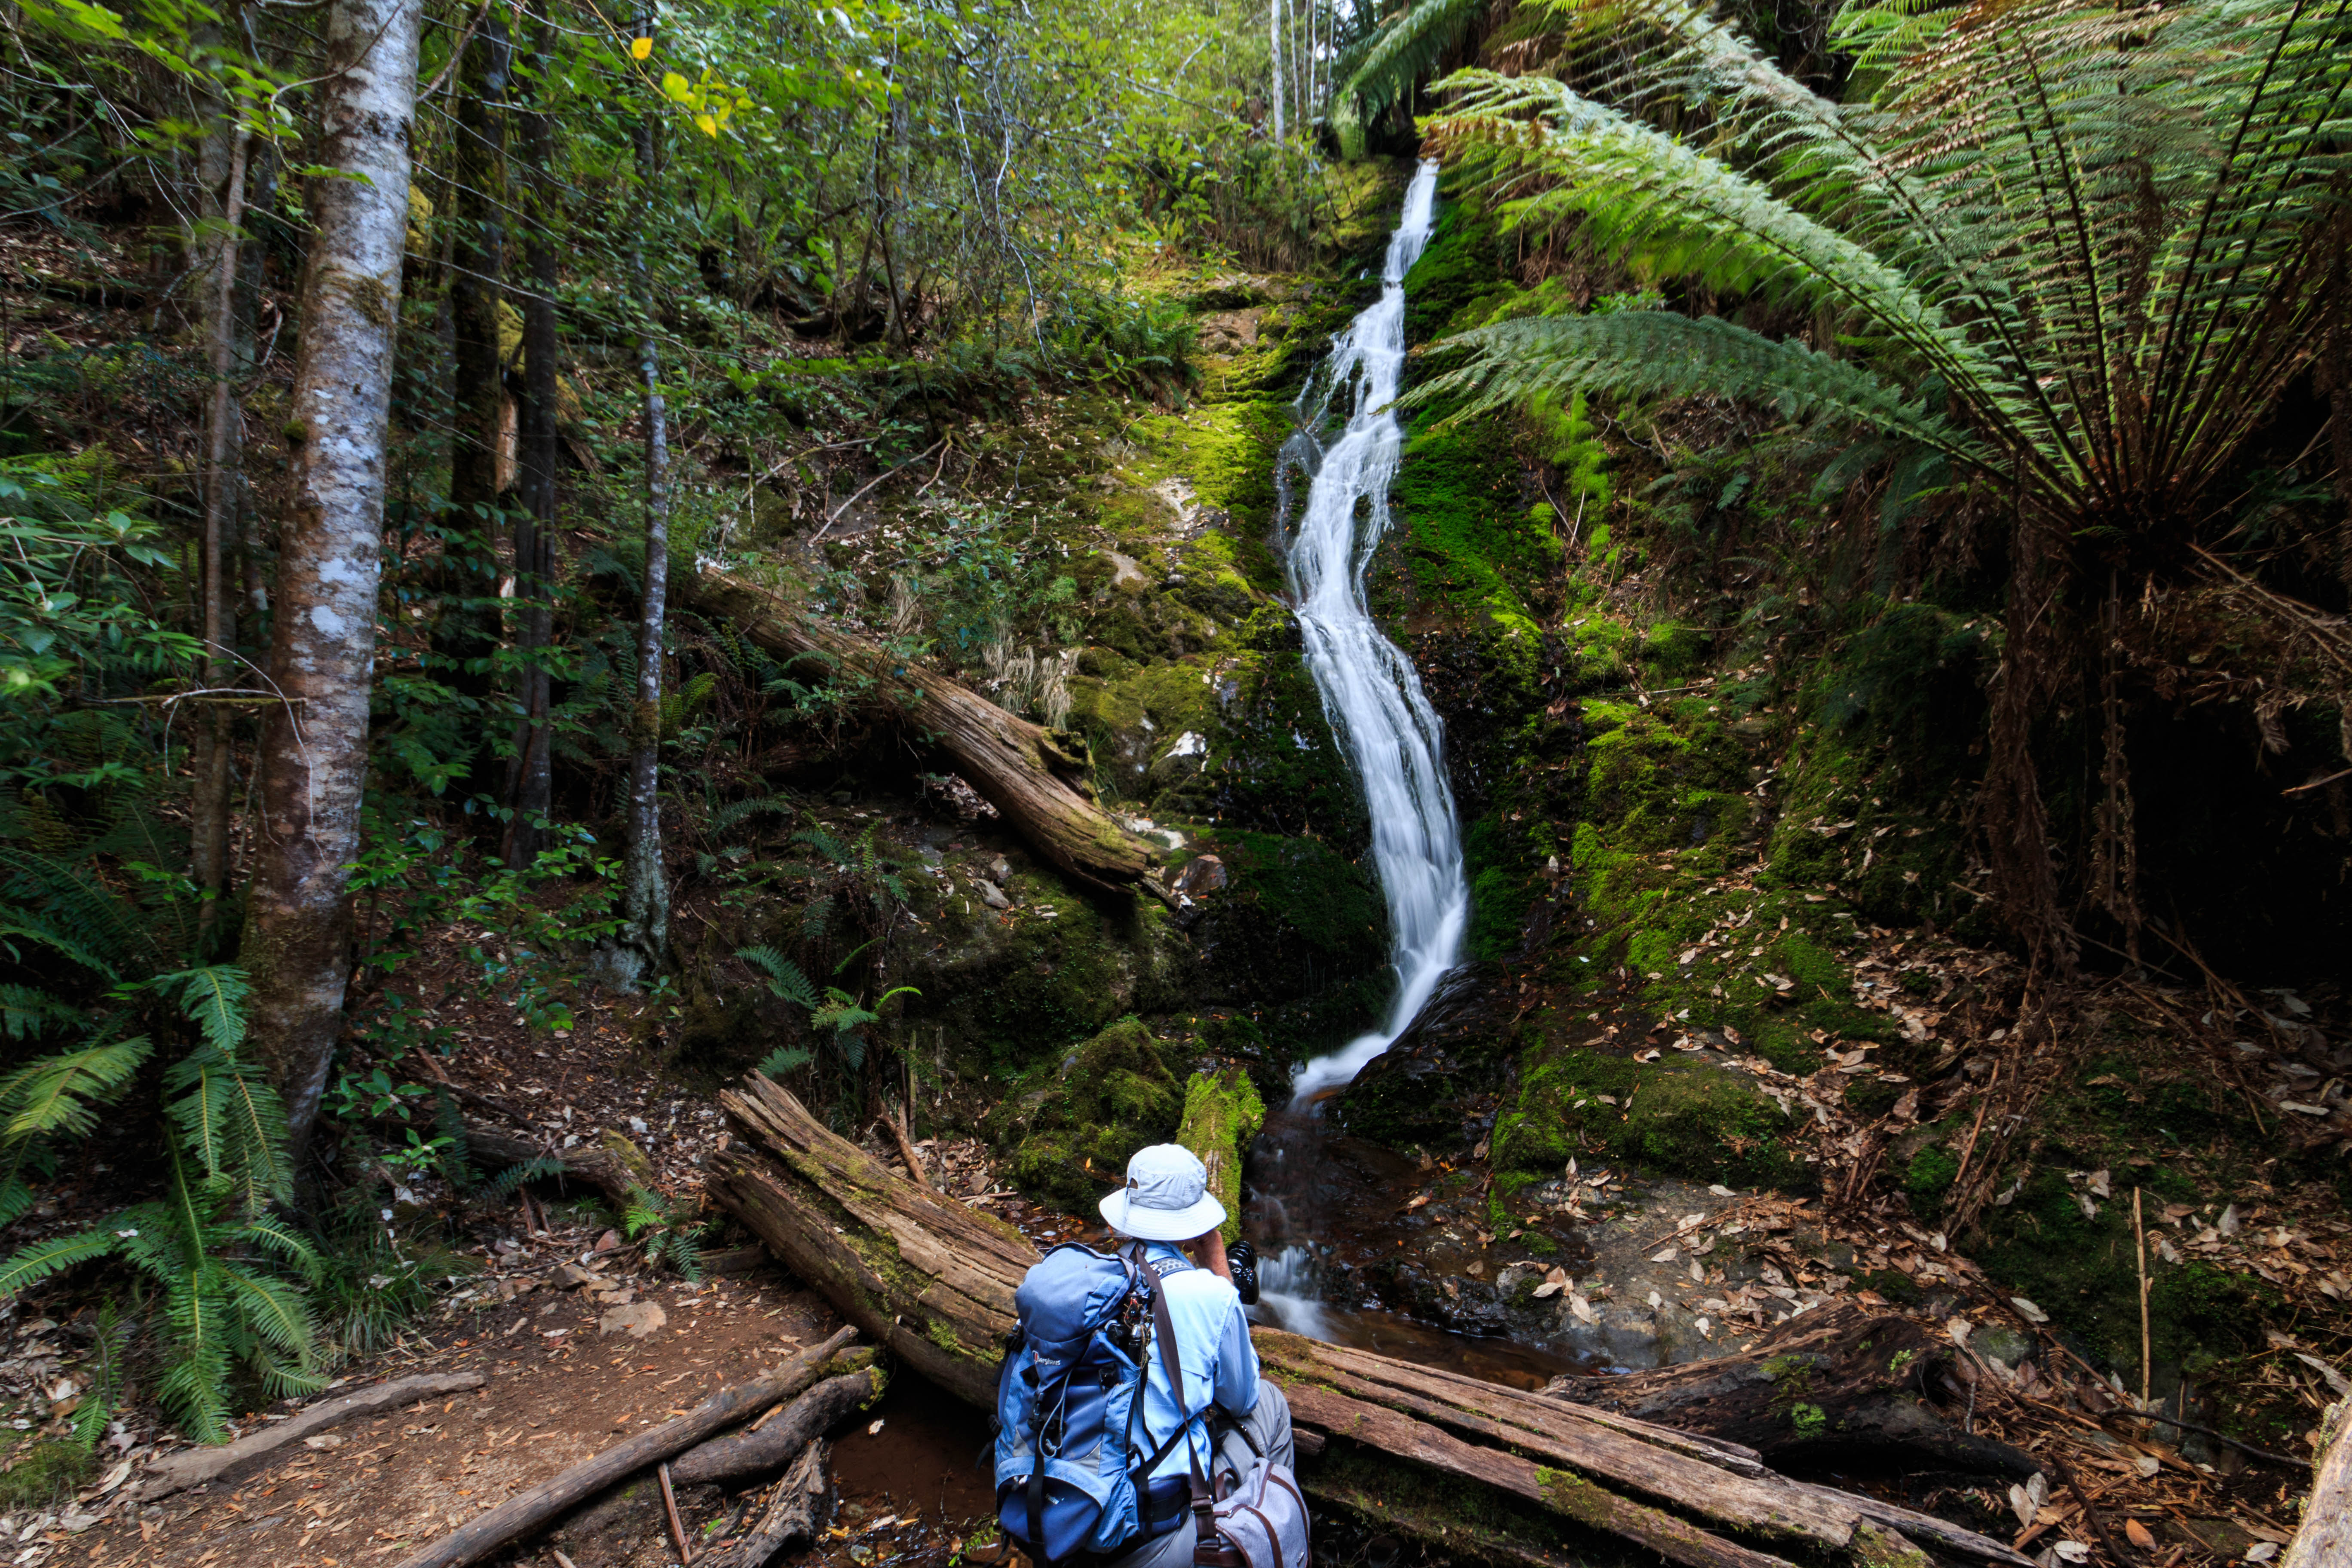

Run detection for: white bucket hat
[[1098, 1144, 1227, 1242]]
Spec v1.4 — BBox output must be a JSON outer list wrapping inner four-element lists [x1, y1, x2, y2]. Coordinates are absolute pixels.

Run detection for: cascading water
[[1284, 159, 1466, 1106], [1252, 161, 1470, 1346]]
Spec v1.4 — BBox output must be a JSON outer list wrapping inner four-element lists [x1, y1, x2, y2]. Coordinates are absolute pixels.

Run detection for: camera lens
[[1229, 1240, 1260, 1306]]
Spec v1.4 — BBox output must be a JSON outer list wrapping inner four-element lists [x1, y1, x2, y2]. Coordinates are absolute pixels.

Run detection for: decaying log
[[1540, 1303, 2037, 1479], [135, 1371, 486, 1499], [691, 568, 1155, 892], [393, 1325, 856, 1568], [2284, 1398, 2348, 1568], [707, 1072, 1035, 1407], [704, 1438, 830, 1568], [671, 1365, 885, 1486], [707, 1074, 2035, 1568], [460, 1120, 654, 1207]]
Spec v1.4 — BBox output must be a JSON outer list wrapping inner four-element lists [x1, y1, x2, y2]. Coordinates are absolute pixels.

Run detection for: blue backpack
[[994, 1243, 1201, 1564]]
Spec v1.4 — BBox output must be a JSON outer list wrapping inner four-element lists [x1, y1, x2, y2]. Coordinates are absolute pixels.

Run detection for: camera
[[1228, 1240, 1260, 1306]]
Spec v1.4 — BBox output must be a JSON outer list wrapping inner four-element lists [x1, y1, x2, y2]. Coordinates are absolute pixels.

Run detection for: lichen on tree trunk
[[1176, 1066, 1265, 1243]]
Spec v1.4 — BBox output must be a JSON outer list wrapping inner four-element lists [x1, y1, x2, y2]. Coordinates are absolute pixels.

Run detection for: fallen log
[[707, 1074, 2034, 1568], [671, 1365, 884, 1486], [135, 1371, 486, 1499], [460, 1120, 654, 1208], [1540, 1303, 2037, 1479], [690, 568, 1156, 893], [2284, 1397, 2348, 1568], [707, 1071, 1035, 1408], [392, 1324, 856, 1568], [704, 1438, 830, 1568]]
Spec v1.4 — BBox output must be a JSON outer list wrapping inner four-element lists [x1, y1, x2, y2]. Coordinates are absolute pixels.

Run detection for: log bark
[[706, 1073, 1033, 1408], [392, 1325, 855, 1568], [670, 1365, 882, 1485], [135, 1372, 484, 1499], [705, 1075, 2033, 1568], [1540, 1303, 2037, 1479], [2284, 1398, 2349, 1568], [689, 570, 1157, 892], [704, 1438, 829, 1568], [1176, 1068, 1265, 1245]]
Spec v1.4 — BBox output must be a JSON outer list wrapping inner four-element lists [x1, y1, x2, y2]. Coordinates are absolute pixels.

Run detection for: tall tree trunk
[[242, 0, 424, 1169], [503, 22, 559, 871], [442, 12, 511, 801], [618, 97, 671, 981], [192, 106, 251, 947], [1268, 0, 1285, 143]]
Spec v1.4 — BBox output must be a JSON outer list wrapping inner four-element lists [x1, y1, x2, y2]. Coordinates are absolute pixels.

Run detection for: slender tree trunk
[[243, 0, 425, 1169], [192, 111, 251, 946], [503, 22, 558, 871], [441, 13, 511, 803], [618, 102, 671, 981], [1268, 0, 1285, 143]]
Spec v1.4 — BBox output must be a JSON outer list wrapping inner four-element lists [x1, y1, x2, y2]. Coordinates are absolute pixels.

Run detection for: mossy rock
[[988, 1017, 1183, 1209], [1176, 1068, 1268, 1243], [0, 1441, 95, 1511], [1492, 1045, 1811, 1192]]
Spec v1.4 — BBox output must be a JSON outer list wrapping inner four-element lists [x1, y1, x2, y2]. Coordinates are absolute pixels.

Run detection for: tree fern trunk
[[243, 0, 424, 1168]]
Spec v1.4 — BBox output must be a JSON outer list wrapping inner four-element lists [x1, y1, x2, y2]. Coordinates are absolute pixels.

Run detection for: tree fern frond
[[218, 1265, 320, 1361], [1415, 310, 1986, 466], [164, 1044, 293, 1210], [0, 847, 153, 976], [0, 985, 78, 1042], [0, 1175, 32, 1231], [237, 1214, 323, 1284], [1334, 0, 1492, 156], [0, 1037, 153, 1143]]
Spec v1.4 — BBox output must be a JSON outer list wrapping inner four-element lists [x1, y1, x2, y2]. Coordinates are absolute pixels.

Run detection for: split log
[[671, 1365, 885, 1486], [689, 568, 1156, 893], [1175, 1066, 1265, 1244], [707, 1075, 2034, 1568], [392, 1324, 856, 1568], [707, 1072, 1035, 1408], [704, 1438, 830, 1568], [1540, 1303, 2037, 1479], [135, 1371, 485, 1499]]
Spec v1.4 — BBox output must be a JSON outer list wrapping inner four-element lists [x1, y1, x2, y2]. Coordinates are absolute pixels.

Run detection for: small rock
[[600, 1301, 668, 1338], [553, 1263, 597, 1290], [594, 1230, 623, 1254], [594, 1288, 636, 1308], [976, 880, 1011, 910], [302, 1434, 344, 1452], [1173, 855, 1227, 898]]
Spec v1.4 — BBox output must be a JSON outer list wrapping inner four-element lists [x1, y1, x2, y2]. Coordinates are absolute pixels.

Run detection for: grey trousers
[[1104, 1384, 1295, 1568]]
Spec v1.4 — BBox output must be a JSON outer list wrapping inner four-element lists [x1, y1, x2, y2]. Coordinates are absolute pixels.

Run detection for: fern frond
[[163, 1044, 293, 1212], [710, 793, 794, 836], [1415, 310, 1985, 467], [756, 1045, 813, 1078], [154, 967, 250, 1054], [0, 985, 78, 1041], [0, 847, 153, 975], [799, 895, 835, 941], [737, 946, 819, 1009], [482, 1155, 568, 1198], [1336, 0, 1491, 150], [237, 1214, 323, 1284], [0, 1175, 32, 1231], [0, 1037, 153, 1143], [218, 1264, 321, 1362], [0, 1226, 116, 1298], [792, 828, 848, 866]]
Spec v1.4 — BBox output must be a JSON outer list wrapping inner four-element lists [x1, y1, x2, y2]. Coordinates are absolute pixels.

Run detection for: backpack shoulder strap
[[1150, 1274, 1242, 1568]]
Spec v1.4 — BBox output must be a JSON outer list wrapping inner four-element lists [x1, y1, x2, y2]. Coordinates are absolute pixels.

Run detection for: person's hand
[[1188, 1227, 1232, 1283]]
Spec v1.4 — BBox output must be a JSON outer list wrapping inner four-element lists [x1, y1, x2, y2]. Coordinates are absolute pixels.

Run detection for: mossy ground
[[1493, 1045, 1810, 1192], [986, 1016, 1184, 1208]]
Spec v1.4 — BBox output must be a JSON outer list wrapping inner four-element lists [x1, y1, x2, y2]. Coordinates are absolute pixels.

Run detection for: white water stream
[[1283, 160, 1467, 1106]]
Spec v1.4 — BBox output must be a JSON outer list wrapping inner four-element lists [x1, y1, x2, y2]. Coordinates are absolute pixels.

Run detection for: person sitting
[[1096, 1144, 1294, 1568]]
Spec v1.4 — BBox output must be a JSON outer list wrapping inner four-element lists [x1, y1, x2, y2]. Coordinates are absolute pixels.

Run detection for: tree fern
[[1426, 0, 2352, 944], [1333, 0, 1495, 157]]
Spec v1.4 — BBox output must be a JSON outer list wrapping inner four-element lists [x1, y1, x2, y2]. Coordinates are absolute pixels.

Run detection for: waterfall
[[1283, 160, 1467, 1105]]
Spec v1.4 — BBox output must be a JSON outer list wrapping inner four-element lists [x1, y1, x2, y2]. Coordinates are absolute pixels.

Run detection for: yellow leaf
[[629, 35, 652, 59], [694, 112, 718, 137], [661, 70, 692, 102]]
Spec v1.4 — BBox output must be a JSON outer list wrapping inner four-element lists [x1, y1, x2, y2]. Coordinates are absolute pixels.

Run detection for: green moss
[[1903, 1147, 1959, 1217], [1382, 411, 1557, 632], [1492, 1046, 1810, 1191], [988, 1016, 1183, 1208], [1176, 1067, 1268, 1242], [0, 1441, 95, 1511]]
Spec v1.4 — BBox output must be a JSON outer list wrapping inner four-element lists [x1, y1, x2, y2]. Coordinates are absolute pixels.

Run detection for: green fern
[[1332, 0, 1493, 158], [620, 1185, 710, 1282], [0, 1036, 154, 1143], [756, 1045, 813, 1078], [482, 1155, 569, 1199], [736, 946, 819, 1009]]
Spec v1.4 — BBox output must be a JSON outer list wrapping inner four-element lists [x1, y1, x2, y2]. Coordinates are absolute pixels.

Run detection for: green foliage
[[1331, 0, 1491, 159], [622, 1186, 713, 1281]]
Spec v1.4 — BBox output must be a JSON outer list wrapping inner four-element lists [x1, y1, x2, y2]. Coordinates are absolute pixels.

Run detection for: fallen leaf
[[2123, 1521, 2157, 1551], [2009, 1295, 2049, 1323]]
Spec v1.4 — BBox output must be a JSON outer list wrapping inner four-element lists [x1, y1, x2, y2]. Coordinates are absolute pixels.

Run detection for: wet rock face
[[1330, 963, 1512, 1151]]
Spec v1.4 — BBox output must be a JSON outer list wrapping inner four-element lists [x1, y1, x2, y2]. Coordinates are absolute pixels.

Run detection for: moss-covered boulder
[[1492, 1044, 1811, 1193], [987, 1017, 1184, 1209]]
